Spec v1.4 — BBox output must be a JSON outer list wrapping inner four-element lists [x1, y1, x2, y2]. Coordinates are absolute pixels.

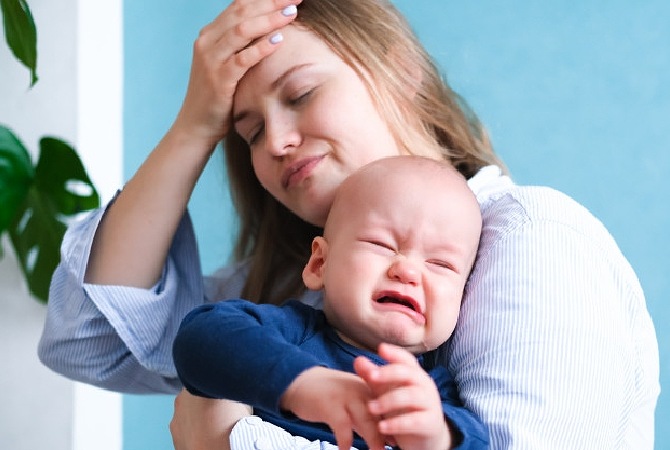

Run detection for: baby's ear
[[302, 236, 327, 290]]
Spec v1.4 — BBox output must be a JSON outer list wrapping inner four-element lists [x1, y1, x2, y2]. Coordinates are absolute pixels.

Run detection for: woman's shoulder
[[472, 166, 600, 222], [483, 183, 593, 227], [471, 166, 586, 218], [471, 166, 615, 252]]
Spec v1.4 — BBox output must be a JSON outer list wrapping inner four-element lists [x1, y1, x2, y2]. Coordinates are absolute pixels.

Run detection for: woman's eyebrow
[[270, 64, 312, 90]]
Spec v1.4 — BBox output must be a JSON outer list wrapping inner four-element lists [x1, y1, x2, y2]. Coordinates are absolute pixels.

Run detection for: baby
[[173, 155, 487, 450]]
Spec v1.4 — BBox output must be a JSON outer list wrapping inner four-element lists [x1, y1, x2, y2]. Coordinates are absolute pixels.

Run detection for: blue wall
[[122, 2, 234, 449], [123, 1, 669, 448]]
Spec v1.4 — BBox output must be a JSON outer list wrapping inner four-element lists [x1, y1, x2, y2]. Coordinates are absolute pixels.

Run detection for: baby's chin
[[375, 328, 429, 355], [338, 321, 431, 354]]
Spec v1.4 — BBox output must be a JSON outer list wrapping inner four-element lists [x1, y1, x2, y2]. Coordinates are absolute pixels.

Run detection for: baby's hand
[[354, 343, 453, 450], [281, 366, 386, 450]]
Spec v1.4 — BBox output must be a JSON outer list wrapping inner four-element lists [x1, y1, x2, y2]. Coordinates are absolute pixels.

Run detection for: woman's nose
[[387, 258, 421, 285], [264, 113, 301, 157]]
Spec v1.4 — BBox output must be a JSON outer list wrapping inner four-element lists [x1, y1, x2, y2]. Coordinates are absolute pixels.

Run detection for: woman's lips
[[282, 155, 324, 189]]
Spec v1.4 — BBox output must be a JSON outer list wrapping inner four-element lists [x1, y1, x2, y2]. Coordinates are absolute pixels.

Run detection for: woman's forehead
[[235, 26, 338, 95]]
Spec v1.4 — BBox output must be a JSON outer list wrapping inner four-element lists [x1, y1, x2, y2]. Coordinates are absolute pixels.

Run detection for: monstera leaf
[[0, 126, 99, 302], [0, 0, 38, 85], [0, 126, 33, 234]]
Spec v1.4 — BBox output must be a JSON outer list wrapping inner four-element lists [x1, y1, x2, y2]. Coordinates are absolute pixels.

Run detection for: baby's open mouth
[[374, 293, 426, 326], [377, 296, 417, 311]]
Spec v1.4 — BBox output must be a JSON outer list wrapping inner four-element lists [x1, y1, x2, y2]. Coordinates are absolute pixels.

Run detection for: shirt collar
[[467, 165, 514, 205]]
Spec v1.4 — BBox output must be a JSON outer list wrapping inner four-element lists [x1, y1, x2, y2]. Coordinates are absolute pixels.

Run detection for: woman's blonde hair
[[225, 0, 506, 304]]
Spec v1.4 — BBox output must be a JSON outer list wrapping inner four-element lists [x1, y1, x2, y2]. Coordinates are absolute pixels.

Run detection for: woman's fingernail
[[269, 32, 283, 45], [282, 5, 297, 16]]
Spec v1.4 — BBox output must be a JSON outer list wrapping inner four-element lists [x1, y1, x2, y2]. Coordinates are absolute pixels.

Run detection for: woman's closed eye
[[286, 87, 315, 107], [243, 88, 315, 146], [247, 124, 264, 147]]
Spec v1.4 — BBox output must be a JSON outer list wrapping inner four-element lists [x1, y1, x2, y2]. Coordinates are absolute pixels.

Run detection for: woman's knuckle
[[193, 35, 207, 54], [233, 50, 251, 68], [232, 21, 244, 38]]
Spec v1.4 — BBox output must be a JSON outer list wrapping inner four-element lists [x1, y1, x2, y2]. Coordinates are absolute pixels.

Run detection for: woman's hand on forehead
[[173, 1, 301, 147]]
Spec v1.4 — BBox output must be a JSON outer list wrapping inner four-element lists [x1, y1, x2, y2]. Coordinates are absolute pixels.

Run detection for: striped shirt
[[38, 166, 659, 449]]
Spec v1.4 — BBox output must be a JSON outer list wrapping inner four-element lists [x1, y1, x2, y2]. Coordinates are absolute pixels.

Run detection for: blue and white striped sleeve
[[37, 204, 230, 394]]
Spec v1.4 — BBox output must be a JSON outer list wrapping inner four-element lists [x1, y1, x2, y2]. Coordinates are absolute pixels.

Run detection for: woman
[[38, 0, 659, 448]]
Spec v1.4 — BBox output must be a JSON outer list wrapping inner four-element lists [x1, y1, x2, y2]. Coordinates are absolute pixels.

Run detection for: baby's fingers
[[354, 355, 380, 384], [330, 412, 384, 450], [347, 398, 386, 450], [331, 424, 353, 450], [377, 410, 435, 437]]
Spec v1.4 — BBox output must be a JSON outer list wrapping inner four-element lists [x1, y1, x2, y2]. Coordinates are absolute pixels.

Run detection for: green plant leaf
[[0, 125, 34, 234], [8, 188, 65, 302], [0, 0, 38, 86], [34, 137, 100, 215], [7, 137, 100, 302]]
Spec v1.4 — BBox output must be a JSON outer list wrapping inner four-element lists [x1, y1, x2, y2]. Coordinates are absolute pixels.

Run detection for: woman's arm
[[38, 207, 209, 393], [84, 128, 212, 288], [171, 391, 251, 450], [39, 0, 303, 392], [84, 1, 302, 288]]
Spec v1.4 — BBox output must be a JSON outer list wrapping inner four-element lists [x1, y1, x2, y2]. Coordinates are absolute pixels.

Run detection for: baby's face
[[312, 157, 481, 354]]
